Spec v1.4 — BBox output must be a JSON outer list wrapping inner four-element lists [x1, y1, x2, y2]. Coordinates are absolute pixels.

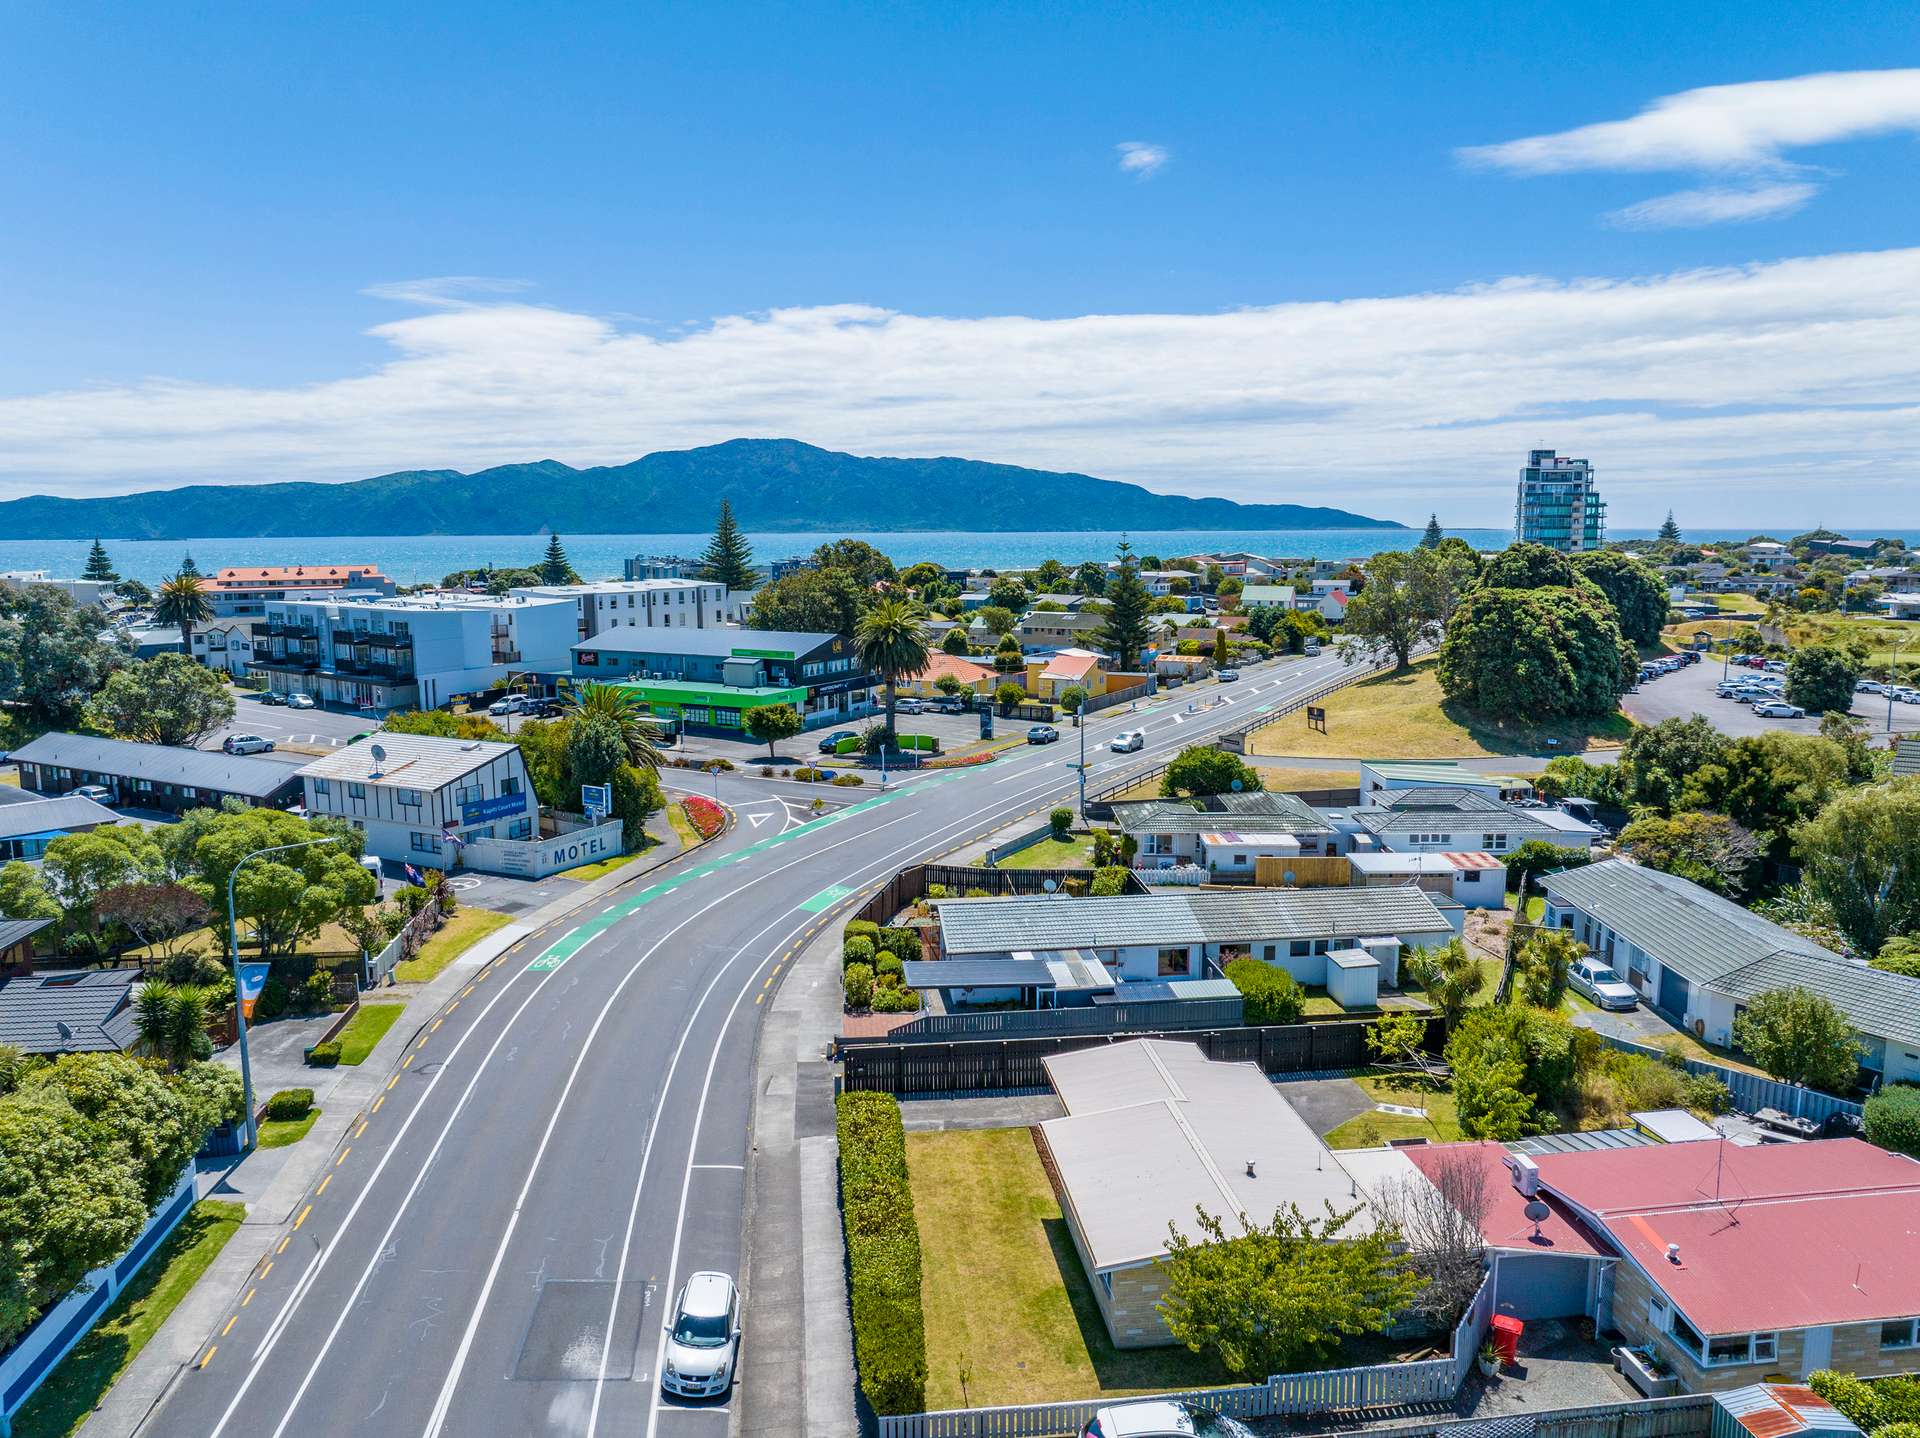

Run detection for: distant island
[[0, 438, 1403, 540]]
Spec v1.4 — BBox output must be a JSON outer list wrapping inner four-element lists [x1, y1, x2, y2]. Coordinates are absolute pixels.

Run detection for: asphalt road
[[1624, 654, 1919, 740], [205, 692, 378, 757], [140, 650, 1367, 1438]]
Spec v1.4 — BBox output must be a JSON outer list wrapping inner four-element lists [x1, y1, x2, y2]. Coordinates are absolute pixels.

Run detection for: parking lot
[[1625, 651, 1917, 739], [205, 691, 380, 757]]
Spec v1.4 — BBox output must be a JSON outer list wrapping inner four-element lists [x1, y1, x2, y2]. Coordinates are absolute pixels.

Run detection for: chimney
[[1245, 1160, 1257, 1178], [1667, 1243, 1682, 1264]]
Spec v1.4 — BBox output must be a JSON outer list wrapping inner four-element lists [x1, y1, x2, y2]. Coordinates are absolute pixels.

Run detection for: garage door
[[1495, 1254, 1592, 1320]]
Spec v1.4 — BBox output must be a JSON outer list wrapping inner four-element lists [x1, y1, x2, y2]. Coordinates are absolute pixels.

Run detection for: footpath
[[80, 816, 726, 1438]]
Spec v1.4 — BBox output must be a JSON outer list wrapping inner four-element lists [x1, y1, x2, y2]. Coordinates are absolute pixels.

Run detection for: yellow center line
[[276, 1237, 290, 1254], [431, 1017, 443, 1032], [460, 985, 474, 998], [386, 1074, 398, 1090], [198, 1345, 218, 1369], [755, 991, 765, 1005], [336, 1147, 351, 1166], [448, 999, 459, 1012], [402, 1053, 414, 1068], [260, 1259, 274, 1278], [294, 1204, 313, 1230], [242, 1286, 256, 1306], [371, 1094, 385, 1114], [222, 1315, 237, 1336], [315, 1173, 332, 1196], [354, 1119, 368, 1139]]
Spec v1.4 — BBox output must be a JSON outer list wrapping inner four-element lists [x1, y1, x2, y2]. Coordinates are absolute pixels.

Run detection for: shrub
[[843, 962, 875, 1009], [871, 986, 920, 1012], [761, 765, 774, 777], [831, 773, 865, 786], [1225, 957, 1304, 1025], [843, 936, 875, 968], [1806, 1370, 1920, 1431], [680, 795, 727, 839], [1866, 1083, 1920, 1158], [257, 974, 290, 1020], [1503, 840, 1593, 890], [791, 766, 825, 782], [837, 1094, 926, 1414], [265, 1088, 314, 1121], [964, 887, 989, 898], [303, 971, 335, 1012], [845, 918, 880, 943], [1049, 806, 1073, 840], [926, 884, 950, 900], [875, 953, 904, 980], [307, 1040, 341, 1068], [878, 927, 921, 962], [1091, 829, 1118, 867], [1088, 865, 1130, 897]]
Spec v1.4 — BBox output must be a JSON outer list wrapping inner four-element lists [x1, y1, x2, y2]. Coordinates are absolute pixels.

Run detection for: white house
[[297, 733, 536, 872], [509, 578, 732, 640], [1359, 759, 1536, 803], [1347, 850, 1508, 908], [190, 617, 257, 678], [1330, 788, 1601, 858], [0, 572, 113, 607], [1237, 583, 1296, 611], [1111, 792, 1338, 872]]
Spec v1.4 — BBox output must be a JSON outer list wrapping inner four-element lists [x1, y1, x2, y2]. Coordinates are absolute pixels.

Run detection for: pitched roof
[[1039, 649, 1103, 682], [1110, 791, 1332, 837], [0, 793, 119, 841], [1402, 1142, 1606, 1257], [1537, 1138, 1920, 1333], [7, 733, 304, 800], [1541, 859, 1839, 986], [934, 886, 1454, 955], [0, 918, 56, 952], [212, 564, 386, 586], [1709, 950, 1920, 1049], [1895, 738, 1920, 777], [907, 653, 995, 686], [1356, 792, 1587, 840], [0, 968, 139, 1053], [298, 732, 517, 790]]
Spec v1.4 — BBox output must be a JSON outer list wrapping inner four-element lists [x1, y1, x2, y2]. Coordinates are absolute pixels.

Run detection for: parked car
[[1763, 659, 1788, 673], [1896, 687, 1920, 705], [1027, 724, 1060, 744], [894, 697, 925, 714], [72, 783, 115, 804], [1856, 679, 1883, 693], [487, 694, 533, 716], [1081, 1401, 1256, 1437], [286, 692, 315, 710], [1569, 958, 1639, 1011], [258, 691, 288, 706], [659, 1271, 741, 1399], [223, 734, 276, 754], [816, 729, 859, 754], [1110, 729, 1145, 752], [1753, 700, 1805, 718], [1303, 639, 1321, 656], [1216, 668, 1240, 682]]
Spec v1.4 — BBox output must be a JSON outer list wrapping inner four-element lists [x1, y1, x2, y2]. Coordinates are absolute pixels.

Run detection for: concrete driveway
[[1625, 653, 1912, 740], [205, 691, 381, 755]]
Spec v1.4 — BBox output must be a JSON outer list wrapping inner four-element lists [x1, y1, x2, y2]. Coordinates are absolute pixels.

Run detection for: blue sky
[[3, 2, 1919, 526]]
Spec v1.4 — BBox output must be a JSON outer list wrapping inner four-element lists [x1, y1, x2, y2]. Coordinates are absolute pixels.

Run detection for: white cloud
[[7, 249, 1920, 525], [1459, 68, 1920, 174], [1116, 141, 1169, 178], [1607, 182, 1819, 230]]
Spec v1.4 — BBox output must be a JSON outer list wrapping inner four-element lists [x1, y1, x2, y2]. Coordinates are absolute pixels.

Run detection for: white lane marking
[[748, 812, 772, 828]]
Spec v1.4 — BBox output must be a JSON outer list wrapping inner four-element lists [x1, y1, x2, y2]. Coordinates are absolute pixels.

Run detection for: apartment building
[[297, 732, 535, 871], [1515, 449, 1605, 552], [201, 564, 395, 618], [510, 578, 731, 640], [250, 591, 577, 712], [572, 627, 875, 731]]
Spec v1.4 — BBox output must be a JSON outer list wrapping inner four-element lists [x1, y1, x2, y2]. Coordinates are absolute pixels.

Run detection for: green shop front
[[607, 677, 811, 734], [572, 629, 877, 733]]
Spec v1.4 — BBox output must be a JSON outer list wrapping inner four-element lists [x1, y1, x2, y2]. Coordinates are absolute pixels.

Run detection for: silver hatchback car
[[660, 1271, 741, 1399]]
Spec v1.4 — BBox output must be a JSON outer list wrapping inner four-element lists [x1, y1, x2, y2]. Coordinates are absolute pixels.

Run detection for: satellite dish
[[1524, 1197, 1553, 1242], [1042, 879, 1058, 894], [369, 743, 387, 764]]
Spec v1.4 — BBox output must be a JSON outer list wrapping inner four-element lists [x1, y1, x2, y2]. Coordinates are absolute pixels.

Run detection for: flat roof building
[[573, 628, 876, 732], [510, 578, 732, 641], [1515, 449, 1605, 552], [8, 733, 304, 813]]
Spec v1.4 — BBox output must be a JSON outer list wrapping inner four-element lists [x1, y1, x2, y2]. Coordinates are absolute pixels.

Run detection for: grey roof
[[1109, 799, 1209, 835], [901, 958, 1060, 989], [1378, 788, 1513, 813], [8, 732, 304, 799], [1895, 739, 1920, 778], [0, 918, 56, 952], [1541, 859, 1838, 986], [0, 793, 119, 840], [934, 886, 1453, 956], [1357, 791, 1587, 840], [1111, 791, 1331, 837], [572, 627, 841, 658], [1510, 1127, 1657, 1155], [299, 732, 516, 790], [1710, 951, 1920, 1048], [1214, 791, 1336, 829], [0, 968, 139, 1053]]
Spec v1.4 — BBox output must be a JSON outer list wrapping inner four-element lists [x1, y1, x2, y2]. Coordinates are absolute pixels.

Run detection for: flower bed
[[926, 750, 997, 770], [680, 795, 726, 840]]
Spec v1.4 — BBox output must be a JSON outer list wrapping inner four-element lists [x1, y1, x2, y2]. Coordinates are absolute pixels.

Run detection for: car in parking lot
[[659, 1271, 741, 1400], [894, 697, 925, 714], [488, 694, 533, 715], [1897, 687, 1920, 705], [285, 692, 315, 710], [1110, 729, 1145, 752], [1216, 668, 1240, 682], [817, 729, 859, 754], [1753, 700, 1805, 718], [1763, 659, 1788, 673], [1081, 1400, 1255, 1437], [1027, 724, 1060, 744], [930, 693, 970, 713], [1569, 957, 1639, 1011], [223, 733, 276, 754], [257, 691, 287, 706], [1858, 679, 1886, 694], [72, 784, 115, 804]]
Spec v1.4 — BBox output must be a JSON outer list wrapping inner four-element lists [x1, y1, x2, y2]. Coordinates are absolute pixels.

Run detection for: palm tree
[[135, 982, 176, 1061], [155, 572, 213, 654], [565, 682, 663, 770], [134, 982, 208, 1070], [855, 597, 931, 749]]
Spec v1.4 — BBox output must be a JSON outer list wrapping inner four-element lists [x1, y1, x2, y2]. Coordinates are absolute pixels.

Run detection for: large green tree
[[1437, 586, 1631, 719], [0, 583, 131, 727], [42, 827, 166, 954], [700, 499, 757, 590], [743, 702, 804, 758], [1732, 987, 1861, 1093], [1569, 549, 1670, 645], [1160, 745, 1263, 800], [1097, 540, 1154, 671], [1681, 732, 1848, 850], [1156, 1203, 1424, 1379], [609, 763, 663, 852], [1419, 515, 1443, 547], [1479, 542, 1580, 591], [154, 572, 213, 654], [82, 539, 118, 582], [84, 653, 236, 747], [1337, 548, 1443, 670], [809, 539, 896, 589], [1794, 777, 1920, 956], [855, 597, 931, 746], [566, 682, 662, 770], [748, 566, 869, 634], [1073, 560, 1107, 596], [1658, 512, 1681, 543], [1620, 811, 1763, 896], [1446, 1005, 1578, 1138], [172, 809, 373, 958], [985, 576, 1028, 612], [539, 534, 576, 584], [1403, 937, 1484, 1034], [565, 711, 629, 790], [1786, 643, 1863, 715], [1621, 715, 1727, 813]]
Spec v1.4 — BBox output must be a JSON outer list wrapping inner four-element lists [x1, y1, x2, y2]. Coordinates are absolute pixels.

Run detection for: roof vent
[[1245, 1159, 1257, 1178], [1667, 1242, 1682, 1264], [462, 740, 481, 750]]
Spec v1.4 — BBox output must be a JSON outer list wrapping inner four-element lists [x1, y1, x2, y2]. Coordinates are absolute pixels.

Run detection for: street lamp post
[[1890, 640, 1908, 734], [227, 836, 339, 1149]]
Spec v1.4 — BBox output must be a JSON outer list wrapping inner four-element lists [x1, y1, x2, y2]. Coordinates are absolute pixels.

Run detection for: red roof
[[211, 565, 386, 588], [1444, 852, 1504, 870], [1537, 1138, 1920, 1334], [1404, 1142, 1606, 1257]]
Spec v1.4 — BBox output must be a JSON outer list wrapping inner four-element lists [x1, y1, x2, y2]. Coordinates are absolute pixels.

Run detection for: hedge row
[[837, 1092, 926, 1415]]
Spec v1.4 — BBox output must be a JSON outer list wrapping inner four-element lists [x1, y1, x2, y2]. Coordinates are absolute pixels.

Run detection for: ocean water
[[3, 527, 1913, 589]]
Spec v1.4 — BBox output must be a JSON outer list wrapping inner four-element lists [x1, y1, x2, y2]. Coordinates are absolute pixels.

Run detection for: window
[[1483, 833, 1510, 852], [1290, 940, 1311, 957], [409, 831, 441, 854], [348, 782, 366, 801], [1884, 1319, 1920, 1350], [1263, 945, 1276, 961], [715, 708, 741, 727], [1156, 947, 1188, 977], [1669, 1311, 1703, 1357], [502, 776, 522, 796], [397, 788, 422, 808], [509, 818, 533, 840], [1457, 869, 1481, 883], [314, 778, 331, 798]]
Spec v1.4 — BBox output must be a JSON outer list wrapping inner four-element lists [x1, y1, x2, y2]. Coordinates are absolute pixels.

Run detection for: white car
[[660, 1271, 741, 1399], [487, 694, 531, 716], [894, 697, 925, 714], [1569, 958, 1638, 1012], [1082, 1401, 1255, 1437], [1110, 730, 1145, 752], [1897, 687, 1920, 705], [72, 783, 115, 804], [285, 692, 315, 710], [1754, 700, 1805, 718], [1764, 659, 1788, 673], [223, 734, 275, 754]]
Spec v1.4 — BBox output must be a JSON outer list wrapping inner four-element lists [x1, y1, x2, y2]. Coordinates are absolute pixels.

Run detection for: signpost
[[1307, 704, 1327, 733], [580, 783, 612, 822]]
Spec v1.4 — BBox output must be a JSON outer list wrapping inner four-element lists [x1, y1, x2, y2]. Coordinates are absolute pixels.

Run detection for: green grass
[[10, 1201, 246, 1438], [908, 1128, 1231, 1409], [562, 850, 643, 881], [257, 1109, 321, 1147], [1504, 893, 1546, 923], [393, 908, 513, 983], [1325, 1074, 1463, 1149], [666, 802, 702, 849], [991, 834, 1096, 869], [333, 1002, 405, 1065]]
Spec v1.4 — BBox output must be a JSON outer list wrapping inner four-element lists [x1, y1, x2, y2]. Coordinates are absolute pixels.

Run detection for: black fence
[[841, 1014, 1445, 1095]]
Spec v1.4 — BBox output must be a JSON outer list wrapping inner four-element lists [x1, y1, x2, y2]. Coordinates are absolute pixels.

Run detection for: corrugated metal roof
[[901, 958, 1060, 989], [1510, 1127, 1656, 1155], [1357, 795, 1585, 840], [1710, 950, 1920, 1048], [933, 886, 1453, 955], [299, 732, 515, 790], [0, 793, 119, 840], [1895, 738, 1920, 777], [1542, 859, 1838, 986], [1111, 793, 1331, 836], [7, 732, 304, 799], [1716, 1385, 1861, 1438], [0, 968, 139, 1053]]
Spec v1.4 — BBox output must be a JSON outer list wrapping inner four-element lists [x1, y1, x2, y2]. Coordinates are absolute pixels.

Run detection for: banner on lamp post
[[237, 963, 272, 1021]]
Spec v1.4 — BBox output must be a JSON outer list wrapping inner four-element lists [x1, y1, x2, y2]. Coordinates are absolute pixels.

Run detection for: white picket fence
[[879, 1273, 1494, 1438]]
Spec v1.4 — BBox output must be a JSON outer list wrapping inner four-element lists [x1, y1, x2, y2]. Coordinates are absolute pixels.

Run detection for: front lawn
[[1324, 1074, 1462, 1150], [1102, 764, 1360, 803], [992, 834, 1095, 870], [393, 907, 513, 983], [908, 1128, 1231, 1409], [257, 1108, 322, 1147], [333, 1002, 405, 1065], [1249, 658, 1631, 760], [10, 1201, 246, 1438]]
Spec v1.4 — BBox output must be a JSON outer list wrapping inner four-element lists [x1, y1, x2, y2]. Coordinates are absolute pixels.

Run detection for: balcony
[[492, 647, 522, 665], [334, 629, 413, 650]]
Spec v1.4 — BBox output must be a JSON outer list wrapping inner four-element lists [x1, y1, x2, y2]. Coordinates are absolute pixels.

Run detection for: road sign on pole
[[1306, 705, 1327, 733], [581, 783, 611, 820]]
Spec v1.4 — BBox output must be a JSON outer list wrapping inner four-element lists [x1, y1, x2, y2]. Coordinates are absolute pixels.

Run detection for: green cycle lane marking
[[801, 884, 855, 913]]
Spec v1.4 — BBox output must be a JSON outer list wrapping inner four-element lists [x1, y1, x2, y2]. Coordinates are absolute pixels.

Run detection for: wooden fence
[[1253, 854, 1351, 887], [877, 1273, 1492, 1437], [842, 1013, 1443, 1095]]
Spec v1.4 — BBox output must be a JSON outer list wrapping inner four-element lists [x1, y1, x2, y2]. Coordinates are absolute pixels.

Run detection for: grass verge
[[257, 1109, 321, 1147], [10, 1201, 246, 1438], [908, 1128, 1230, 1408], [1249, 657, 1631, 760], [393, 908, 513, 983], [1325, 1074, 1463, 1150], [333, 1002, 405, 1065], [1102, 764, 1361, 803], [562, 850, 643, 882], [988, 834, 1095, 870], [666, 802, 701, 849]]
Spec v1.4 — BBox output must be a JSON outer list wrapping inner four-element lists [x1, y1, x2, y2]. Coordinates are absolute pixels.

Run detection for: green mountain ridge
[[0, 438, 1404, 539]]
